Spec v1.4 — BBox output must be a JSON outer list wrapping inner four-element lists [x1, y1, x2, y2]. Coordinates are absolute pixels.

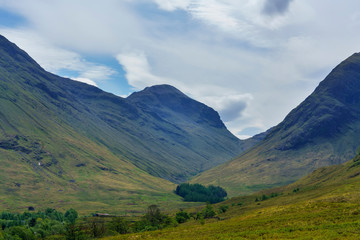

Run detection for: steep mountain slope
[[127, 85, 249, 172], [0, 34, 255, 212], [193, 53, 360, 196], [0, 35, 179, 213]]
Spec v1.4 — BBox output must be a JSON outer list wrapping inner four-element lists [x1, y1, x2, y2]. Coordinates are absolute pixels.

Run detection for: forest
[[0, 203, 225, 239], [175, 183, 227, 203]]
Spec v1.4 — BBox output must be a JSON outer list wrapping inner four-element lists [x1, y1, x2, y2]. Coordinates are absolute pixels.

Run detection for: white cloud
[[201, 94, 253, 122], [0, 28, 82, 72], [187, 1, 241, 32], [78, 66, 117, 83], [2, 0, 360, 138], [151, 0, 298, 46], [153, 0, 191, 11], [0, 28, 117, 86], [116, 51, 170, 90], [72, 77, 98, 87]]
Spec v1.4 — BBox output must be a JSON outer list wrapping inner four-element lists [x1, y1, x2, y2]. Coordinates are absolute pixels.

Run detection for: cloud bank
[[1, 0, 360, 138]]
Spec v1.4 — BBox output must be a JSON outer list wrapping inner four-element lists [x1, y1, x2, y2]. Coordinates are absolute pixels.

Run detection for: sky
[[0, 0, 360, 139]]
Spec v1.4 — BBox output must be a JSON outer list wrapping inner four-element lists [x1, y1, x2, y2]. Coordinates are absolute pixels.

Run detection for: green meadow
[[103, 154, 360, 239]]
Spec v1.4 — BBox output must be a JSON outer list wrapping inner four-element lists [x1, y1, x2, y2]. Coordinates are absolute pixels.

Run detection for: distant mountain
[[193, 53, 360, 196], [0, 35, 258, 212]]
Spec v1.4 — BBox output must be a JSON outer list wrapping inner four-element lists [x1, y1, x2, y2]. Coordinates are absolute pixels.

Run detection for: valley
[[1, 34, 360, 239], [103, 153, 360, 239], [0, 35, 259, 213]]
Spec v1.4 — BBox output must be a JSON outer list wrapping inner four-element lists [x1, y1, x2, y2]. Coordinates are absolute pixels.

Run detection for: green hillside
[[104, 153, 360, 239], [193, 53, 360, 196], [0, 34, 255, 184], [0, 35, 259, 213]]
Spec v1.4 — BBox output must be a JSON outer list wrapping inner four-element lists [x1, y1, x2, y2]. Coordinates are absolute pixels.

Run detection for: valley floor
[[103, 156, 360, 239], [103, 201, 360, 239]]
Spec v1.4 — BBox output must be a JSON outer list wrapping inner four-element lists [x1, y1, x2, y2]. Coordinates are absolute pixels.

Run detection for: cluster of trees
[[0, 203, 229, 239], [0, 208, 78, 239], [175, 183, 227, 203], [255, 192, 280, 202]]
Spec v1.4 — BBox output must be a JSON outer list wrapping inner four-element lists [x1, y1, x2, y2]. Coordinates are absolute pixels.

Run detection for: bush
[[65, 223, 87, 240], [87, 218, 106, 238], [4, 226, 35, 240], [64, 209, 78, 224], [201, 203, 216, 219], [255, 192, 280, 202], [218, 205, 229, 213], [109, 217, 130, 234], [134, 205, 176, 232], [175, 211, 190, 223]]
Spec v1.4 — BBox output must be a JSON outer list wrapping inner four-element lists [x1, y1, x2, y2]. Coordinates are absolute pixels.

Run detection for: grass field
[[103, 154, 360, 239]]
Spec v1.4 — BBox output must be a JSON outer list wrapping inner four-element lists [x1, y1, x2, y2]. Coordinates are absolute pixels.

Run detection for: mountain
[[0, 35, 258, 212], [193, 53, 360, 196]]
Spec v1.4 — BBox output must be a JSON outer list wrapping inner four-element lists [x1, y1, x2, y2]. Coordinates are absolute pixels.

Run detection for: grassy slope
[[0, 34, 257, 213], [192, 124, 360, 197], [0, 36, 212, 214], [0, 89, 182, 214], [0, 89, 204, 215], [192, 53, 360, 196], [104, 154, 360, 239], [0, 34, 255, 185]]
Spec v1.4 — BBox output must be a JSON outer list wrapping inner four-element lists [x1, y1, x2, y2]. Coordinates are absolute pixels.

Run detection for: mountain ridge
[[0, 34, 254, 183], [0, 34, 262, 212], [192, 52, 360, 196]]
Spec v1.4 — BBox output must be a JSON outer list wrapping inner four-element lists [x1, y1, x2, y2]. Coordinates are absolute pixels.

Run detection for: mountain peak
[[0, 35, 41, 70], [128, 85, 226, 129], [193, 52, 360, 196], [314, 52, 360, 106], [141, 84, 186, 95], [0, 34, 253, 211], [127, 84, 188, 103]]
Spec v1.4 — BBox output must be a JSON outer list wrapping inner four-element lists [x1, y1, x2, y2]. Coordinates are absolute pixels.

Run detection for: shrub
[[218, 205, 229, 214], [175, 211, 190, 223], [134, 205, 176, 232], [4, 226, 35, 240], [201, 203, 216, 219], [64, 209, 78, 224], [109, 217, 131, 234]]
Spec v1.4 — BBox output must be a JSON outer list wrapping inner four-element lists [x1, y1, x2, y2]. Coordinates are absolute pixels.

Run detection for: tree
[[201, 203, 216, 219], [175, 210, 190, 223], [144, 205, 162, 226], [64, 209, 78, 224], [65, 223, 86, 240], [175, 183, 227, 203], [88, 218, 106, 238], [109, 217, 130, 234], [134, 205, 176, 232], [4, 226, 35, 240], [29, 218, 36, 227]]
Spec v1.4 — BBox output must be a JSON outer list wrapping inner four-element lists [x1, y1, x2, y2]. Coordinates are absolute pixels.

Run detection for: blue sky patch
[[0, 8, 26, 27]]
